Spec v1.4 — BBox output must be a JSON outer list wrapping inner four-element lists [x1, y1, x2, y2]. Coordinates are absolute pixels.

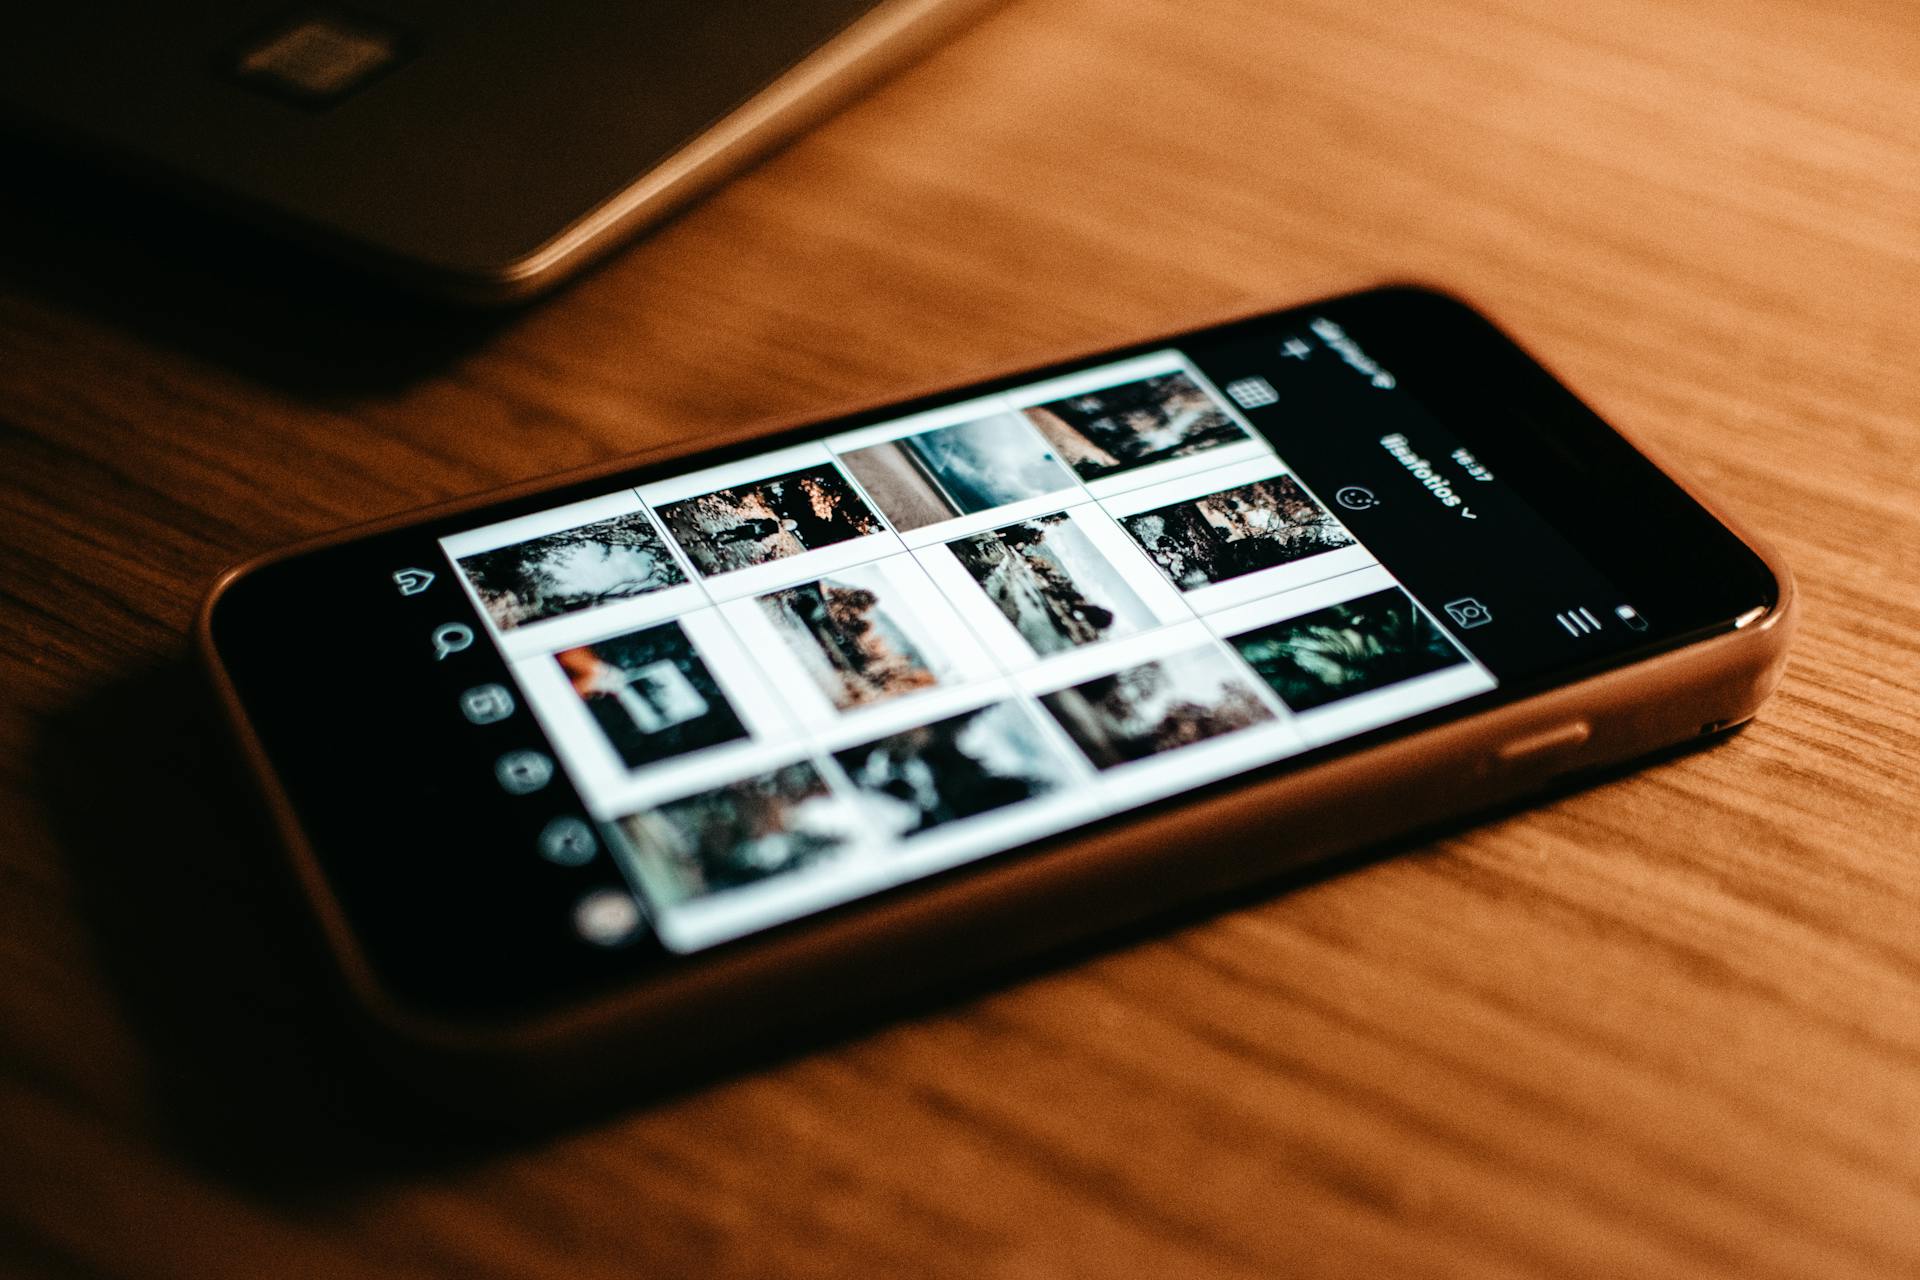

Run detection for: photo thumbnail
[[834, 702, 1074, 840], [1023, 371, 1247, 481], [555, 621, 747, 769], [949, 513, 1155, 656], [1122, 475, 1352, 590], [616, 761, 858, 909], [456, 512, 685, 631], [841, 412, 1073, 532], [657, 464, 881, 576], [758, 562, 953, 711], [1228, 587, 1468, 712], [1042, 646, 1275, 769]]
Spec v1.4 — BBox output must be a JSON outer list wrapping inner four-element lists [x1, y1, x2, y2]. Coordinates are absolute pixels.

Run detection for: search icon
[[432, 622, 475, 660]]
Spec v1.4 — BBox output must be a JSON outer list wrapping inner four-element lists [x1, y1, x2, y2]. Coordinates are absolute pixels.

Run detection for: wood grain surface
[[3, 0, 1918, 1276]]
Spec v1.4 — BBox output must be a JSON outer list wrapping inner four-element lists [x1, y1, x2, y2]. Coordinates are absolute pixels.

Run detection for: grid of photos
[[439, 348, 1496, 953]]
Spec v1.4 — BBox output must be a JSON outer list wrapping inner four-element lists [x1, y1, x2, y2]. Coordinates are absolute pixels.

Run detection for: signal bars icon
[[1557, 606, 1605, 637]]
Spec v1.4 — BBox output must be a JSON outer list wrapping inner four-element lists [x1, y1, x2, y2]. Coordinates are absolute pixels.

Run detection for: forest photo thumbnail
[[949, 513, 1154, 656], [833, 702, 1074, 839], [616, 761, 858, 908], [1042, 646, 1275, 769], [841, 413, 1074, 532], [1023, 372, 1248, 481], [1123, 475, 1353, 590], [556, 621, 746, 769], [658, 465, 882, 576], [1229, 587, 1467, 711], [457, 511, 684, 630]]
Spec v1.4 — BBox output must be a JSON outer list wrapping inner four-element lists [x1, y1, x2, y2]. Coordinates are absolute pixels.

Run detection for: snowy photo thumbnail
[[833, 702, 1074, 839], [456, 511, 684, 630]]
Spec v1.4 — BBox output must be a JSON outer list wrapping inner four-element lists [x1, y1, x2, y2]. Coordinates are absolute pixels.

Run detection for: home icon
[[393, 567, 436, 596]]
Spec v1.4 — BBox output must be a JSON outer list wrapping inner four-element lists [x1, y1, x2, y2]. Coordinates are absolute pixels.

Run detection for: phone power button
[[1497, 721, 1592, 767]]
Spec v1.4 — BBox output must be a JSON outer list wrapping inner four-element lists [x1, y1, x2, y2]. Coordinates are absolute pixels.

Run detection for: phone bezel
[[200, 285, 1788, 1049]]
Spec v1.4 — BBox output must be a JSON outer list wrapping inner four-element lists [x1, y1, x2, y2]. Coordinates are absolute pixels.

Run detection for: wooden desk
[[3, 0, 1916, 1275]]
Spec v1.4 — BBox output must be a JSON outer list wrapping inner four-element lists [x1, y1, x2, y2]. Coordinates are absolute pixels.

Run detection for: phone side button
[[1496, 721, 1592, 766]]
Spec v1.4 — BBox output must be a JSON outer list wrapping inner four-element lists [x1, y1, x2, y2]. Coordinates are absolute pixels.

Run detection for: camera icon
[[1444, 597, 1494, 629]]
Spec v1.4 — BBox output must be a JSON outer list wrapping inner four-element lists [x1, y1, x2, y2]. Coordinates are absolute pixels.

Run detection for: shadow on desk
[[34, 662, 492, 1195], [0, 141, 513, 396], [33, 659, 1739, 1198]]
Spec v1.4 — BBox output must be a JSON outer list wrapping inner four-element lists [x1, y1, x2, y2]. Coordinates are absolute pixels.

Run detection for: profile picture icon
[[1443, 598, 1493, 629]]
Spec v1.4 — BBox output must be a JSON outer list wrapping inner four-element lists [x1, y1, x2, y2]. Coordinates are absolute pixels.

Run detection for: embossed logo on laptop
[[227, 11, 415, 108]]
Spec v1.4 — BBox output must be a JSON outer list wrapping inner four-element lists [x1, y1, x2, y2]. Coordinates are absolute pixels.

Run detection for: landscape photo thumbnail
[[758, 563, 949, 711], [617, 761, 858, 907], [1023, 371, 1247, 481], [1041, 646, 1275, 769], [658, 464, 882, 575], [949, 513, 1154, 655], [1122, 475, 1352, 590], [841, 412, 1073, 532]]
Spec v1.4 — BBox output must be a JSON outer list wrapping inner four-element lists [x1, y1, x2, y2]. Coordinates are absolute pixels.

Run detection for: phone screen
[[426, 314, 1626, 953], [211, 289, 1778, 1007]]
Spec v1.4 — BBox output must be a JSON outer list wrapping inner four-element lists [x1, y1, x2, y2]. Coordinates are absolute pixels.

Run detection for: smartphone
[[200, 286, 1793, 1091]]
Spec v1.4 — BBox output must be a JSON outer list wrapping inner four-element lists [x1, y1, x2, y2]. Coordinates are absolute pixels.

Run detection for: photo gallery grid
[[439, 350, 1496, 950]]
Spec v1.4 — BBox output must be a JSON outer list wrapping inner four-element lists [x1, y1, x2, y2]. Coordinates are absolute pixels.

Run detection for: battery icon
[[1615, 604, 1648, 631]]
